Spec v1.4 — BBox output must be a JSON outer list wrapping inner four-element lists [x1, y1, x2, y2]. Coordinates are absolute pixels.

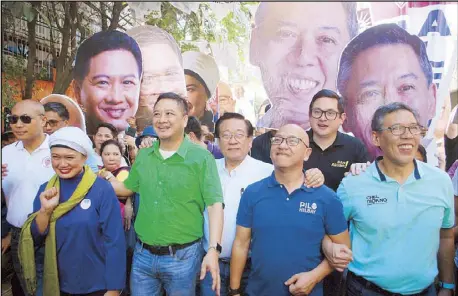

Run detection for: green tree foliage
[[144, 2, 254, 61]]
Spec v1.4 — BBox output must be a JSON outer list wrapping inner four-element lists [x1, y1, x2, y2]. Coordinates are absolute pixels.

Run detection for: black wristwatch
[[228, 287, 243, 296], [208, 243, 222, 254]]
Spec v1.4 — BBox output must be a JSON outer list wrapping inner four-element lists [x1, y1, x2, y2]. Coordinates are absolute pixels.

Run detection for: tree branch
[[108, 1, 125, 30], [51, 2, 63, 33]]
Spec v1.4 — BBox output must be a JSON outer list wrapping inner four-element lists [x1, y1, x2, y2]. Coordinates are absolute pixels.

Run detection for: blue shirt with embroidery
[[337, 158, 454, 294], [236, 172, 347, 296], [31, 171, 126, 294]]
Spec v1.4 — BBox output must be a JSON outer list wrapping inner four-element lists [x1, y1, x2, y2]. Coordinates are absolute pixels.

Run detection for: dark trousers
[[324, 270, 344, 296], [346, 271, 436, 296], [60, 290, 106, 296], [10, 226, 28, 296]]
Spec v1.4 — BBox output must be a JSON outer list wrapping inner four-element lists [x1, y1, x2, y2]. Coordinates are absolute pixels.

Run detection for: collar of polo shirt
[[148, 135, 192, 159], [266, 171, 315, 192], [373, 156, 422, 182], [15, 134, 50, 152], [308, 129, 345, 147]]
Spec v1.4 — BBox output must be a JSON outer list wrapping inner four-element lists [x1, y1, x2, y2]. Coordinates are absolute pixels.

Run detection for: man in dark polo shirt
[[229, 124, 350, 296], [304, 89, 368, 296], [104, 92, 224, 296], [304, 89, 369, 192]]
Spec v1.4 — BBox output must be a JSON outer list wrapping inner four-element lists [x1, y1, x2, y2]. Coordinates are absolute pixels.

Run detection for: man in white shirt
[[200, 112, 325, 296], [1, 100, 55, 295]]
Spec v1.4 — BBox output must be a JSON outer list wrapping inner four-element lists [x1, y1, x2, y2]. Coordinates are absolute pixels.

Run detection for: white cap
[[49, 127, 93, 156], [183, 51, 220, 98]]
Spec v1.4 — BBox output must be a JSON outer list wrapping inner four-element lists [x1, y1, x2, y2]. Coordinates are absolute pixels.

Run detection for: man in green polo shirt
[[104, 92, 224, 296]]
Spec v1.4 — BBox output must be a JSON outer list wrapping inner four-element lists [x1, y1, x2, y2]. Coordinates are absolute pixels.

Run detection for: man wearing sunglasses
[[1, 100, 55, 295], [230, 124, 350, 296], [326, 102, 455, 296], [43, 102, 69, 135]]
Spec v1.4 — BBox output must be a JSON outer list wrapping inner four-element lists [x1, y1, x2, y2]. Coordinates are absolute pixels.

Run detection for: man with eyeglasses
[[325, 102, 455, 296], [305, 89, 369, 192], [199, 113, 325, 296], [1, 100, 55, 295], [43, 102, 69, 135], [230, 124, 350, 296], [305, 89, 369, 296]]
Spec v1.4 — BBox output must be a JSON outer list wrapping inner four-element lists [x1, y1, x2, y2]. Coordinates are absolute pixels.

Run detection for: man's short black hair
[[309, 89, 345, 114], [100, 139, 123, 155], [417, 144, 427, 162], [155, 92, 189, 115], [74, 30, 142, 84], [96, 122, 118, 138], [185, 116, 203, 140], [337, 23, 432, 98], [215, 112, 254, 138], [43, 102, 70, 121]]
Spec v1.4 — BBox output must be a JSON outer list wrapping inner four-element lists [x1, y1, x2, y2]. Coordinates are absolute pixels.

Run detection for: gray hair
[[126, 25, 183, 67], [254, 2, 359, 40], [371, 102, 420, 132], [337, 23, 433, 104], [43, 102, 70, 121]]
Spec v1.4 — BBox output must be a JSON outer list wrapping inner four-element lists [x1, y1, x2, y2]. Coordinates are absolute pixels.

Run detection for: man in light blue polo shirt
[[230, 124, 350, 296], [336, 102, 455, 296]]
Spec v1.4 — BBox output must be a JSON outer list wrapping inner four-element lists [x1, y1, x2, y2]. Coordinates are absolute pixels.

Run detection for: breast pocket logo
[[331, 160, 349, 168], [42, 156, 51, 168], [299, 202, 317, 214], [366, 195, 387, 206], [80, 199, 91, 210]]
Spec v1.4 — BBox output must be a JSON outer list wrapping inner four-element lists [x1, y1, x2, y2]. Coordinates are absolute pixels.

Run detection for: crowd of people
[[1, 87, 457, 296], [1, 2, 458, 296]]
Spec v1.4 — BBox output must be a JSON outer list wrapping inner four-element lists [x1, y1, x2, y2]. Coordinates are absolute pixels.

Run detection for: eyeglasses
[[7, 114, 40, 125], [378, 124, 423, 136], [311, 108, 340, 120], [220, 132, 247, 142], [45, 119, 63, 128], [271, 136, 309, 147]]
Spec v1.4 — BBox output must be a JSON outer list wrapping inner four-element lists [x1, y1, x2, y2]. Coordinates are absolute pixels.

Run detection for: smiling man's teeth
[[105, 109, 125, 118], [399, 144, 413, 149], [288, 78, 318, 91]]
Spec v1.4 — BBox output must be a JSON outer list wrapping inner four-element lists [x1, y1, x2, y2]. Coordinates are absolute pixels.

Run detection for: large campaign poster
[[39, 2, 456, 162], [252, 2, 457, 161]]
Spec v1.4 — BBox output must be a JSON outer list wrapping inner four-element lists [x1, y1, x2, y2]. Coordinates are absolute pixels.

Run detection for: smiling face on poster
[[72, 30, 143, 136], [251, 2, 358, 130], [126, 25, 186, 132], [337, 23, 437, 159]]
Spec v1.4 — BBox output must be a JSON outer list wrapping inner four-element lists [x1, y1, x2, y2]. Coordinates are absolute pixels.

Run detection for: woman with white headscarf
[[18, 127, 126, 296]]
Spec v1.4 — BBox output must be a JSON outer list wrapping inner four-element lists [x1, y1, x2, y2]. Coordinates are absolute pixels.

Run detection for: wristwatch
[[208, 243, 222, 254], [438, 282, 455, 290], [228, 287, 243, 296]]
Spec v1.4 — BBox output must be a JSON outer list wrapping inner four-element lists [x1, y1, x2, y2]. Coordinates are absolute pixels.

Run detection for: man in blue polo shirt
[[229, 124, 350, 296], [335, 102, 455, 296]]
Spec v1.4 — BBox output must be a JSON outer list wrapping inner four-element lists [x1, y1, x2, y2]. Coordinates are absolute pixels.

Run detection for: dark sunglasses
[[7, 114, 39, 124]]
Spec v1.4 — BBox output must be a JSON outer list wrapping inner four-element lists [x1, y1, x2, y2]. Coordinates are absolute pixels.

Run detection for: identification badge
[[80, 199, 91, 210]]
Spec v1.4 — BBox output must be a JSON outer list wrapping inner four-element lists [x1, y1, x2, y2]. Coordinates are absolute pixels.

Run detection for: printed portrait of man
[[126, 25, 186, 132], [337, 23, 436, 160], [217, 81, 236, 116], [73, 30, 143, 136], [251, 2, 358, 130], [40, 94, 86, 132]]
